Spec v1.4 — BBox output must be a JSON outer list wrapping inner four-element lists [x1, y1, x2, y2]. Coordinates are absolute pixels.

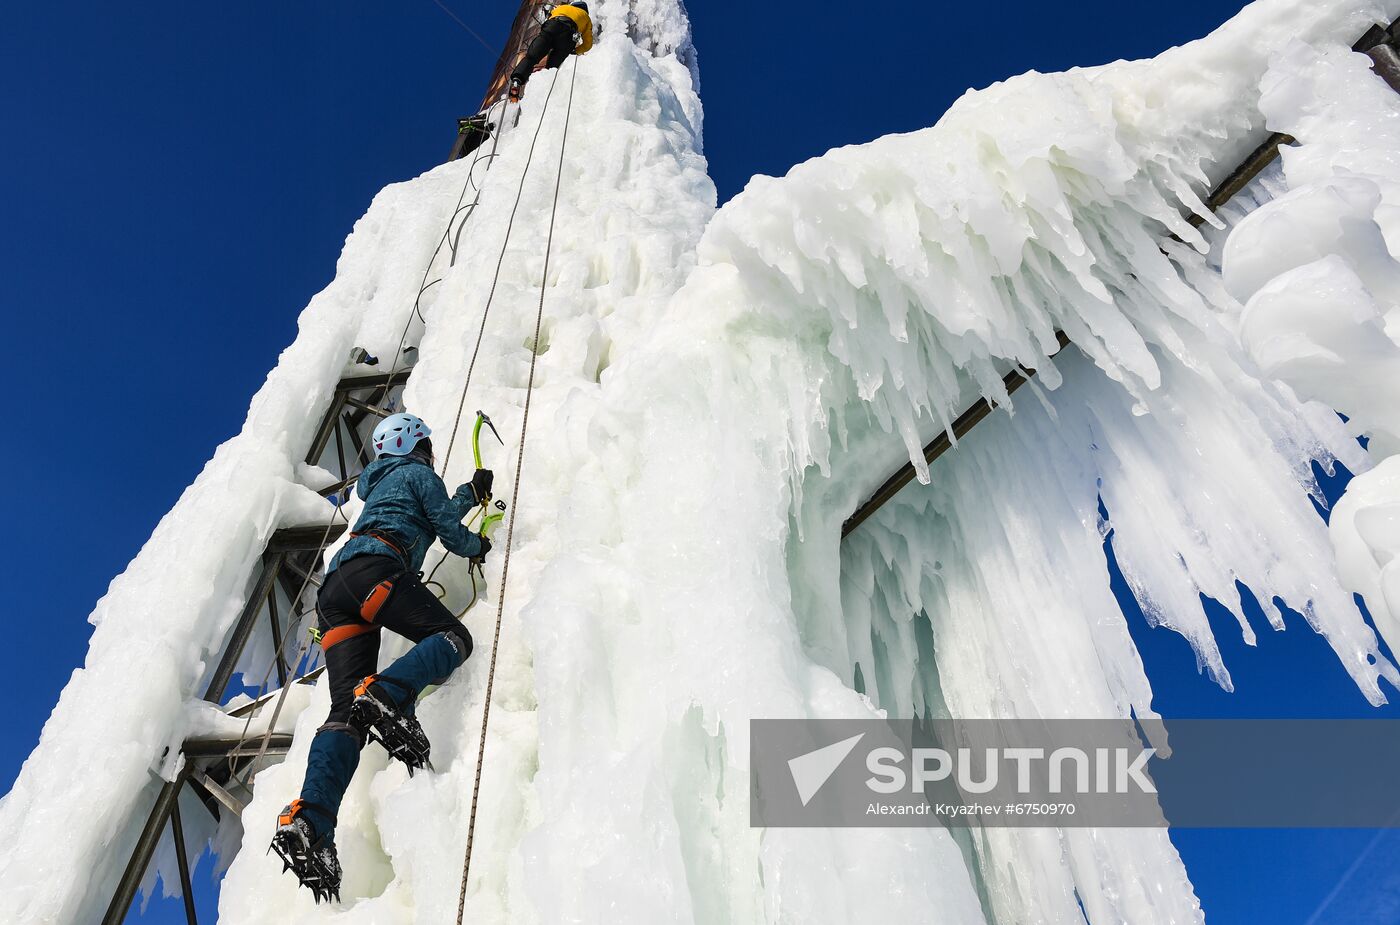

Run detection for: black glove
[[474, 533, 493, 560], [469, 468, 494, 506]]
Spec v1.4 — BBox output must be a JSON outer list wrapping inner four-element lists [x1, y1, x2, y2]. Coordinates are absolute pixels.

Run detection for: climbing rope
[[404, 97, 510, 360], [422, 58, 571, 594], [426, 0, 497, 55], [455, 55, 579, 924], [439, 65, 568, 474]]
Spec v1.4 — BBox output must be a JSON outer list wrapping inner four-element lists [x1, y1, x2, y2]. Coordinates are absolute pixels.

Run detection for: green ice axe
[[472, 410, 507, 537], [472, 410, 504, 469]]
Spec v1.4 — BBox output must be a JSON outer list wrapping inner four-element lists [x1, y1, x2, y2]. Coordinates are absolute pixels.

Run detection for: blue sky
[[4, 1, 1396, 922]]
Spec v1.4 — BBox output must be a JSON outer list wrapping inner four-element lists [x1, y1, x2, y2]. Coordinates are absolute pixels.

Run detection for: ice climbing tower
[[6, 2, 1400, 924], [0, 0, 710, 920]]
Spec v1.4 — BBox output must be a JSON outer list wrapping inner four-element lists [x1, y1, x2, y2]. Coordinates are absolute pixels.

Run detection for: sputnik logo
[[788, 733, 865, 806]]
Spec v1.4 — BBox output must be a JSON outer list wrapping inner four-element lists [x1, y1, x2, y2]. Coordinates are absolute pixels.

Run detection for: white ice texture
[[4, 0, 1400, 923], [1226, 38, 1400, 687]]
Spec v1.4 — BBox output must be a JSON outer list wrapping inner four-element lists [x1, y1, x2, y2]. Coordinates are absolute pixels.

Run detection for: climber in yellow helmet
[[508, 2, 593, 102]]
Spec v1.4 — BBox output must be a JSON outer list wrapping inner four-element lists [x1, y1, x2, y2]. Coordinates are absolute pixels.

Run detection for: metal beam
[[317, 472, 358, 500], [1353, 22, 1391, 53], [333, 415, 349, 485], [274, 568, 318, 662], [282, 551, 325, 589], [182, 734, 295, 759], [275, 567, 311, 616], [1184, 18, 1399, 229], [1368, 42, 1400, 94], [343, 410, 374, 466], [189, 766, 247, 818], [203, 552, 284, 704], [305, 392, 348, 467], [203, 523, 338, 704], [843, 333, 1070, 538], [1189, 131, 1295, 225], [265, 522, 347, 553], [334, 371, 409, 394], [225, 666, 327, 718], [303, 370, 407, 467], [104, 731, 300, 922], [343, 395, 395, 418], [101, 767, 191, 925], [169, 797, 198, 925], [266, 583, 288, 689], [841, 22, 1400, 540]]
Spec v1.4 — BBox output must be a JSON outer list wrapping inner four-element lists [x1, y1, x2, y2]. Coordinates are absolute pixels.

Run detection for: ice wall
[[0, 158, 481, 922], [581, 1, 1396, 923], [8, 1, 1400, 924], [1225, 40, 1400, 667], [460, 1, 1396, 922], [816, 12, 1400, 925]]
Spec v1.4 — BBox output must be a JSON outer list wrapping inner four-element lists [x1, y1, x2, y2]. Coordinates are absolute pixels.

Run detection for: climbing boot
[[271, 800, 342, 903], [350, 675, 432, 773]]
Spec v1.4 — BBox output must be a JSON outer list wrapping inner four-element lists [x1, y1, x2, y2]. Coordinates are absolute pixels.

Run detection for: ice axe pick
[[472, 410, 507, 537]]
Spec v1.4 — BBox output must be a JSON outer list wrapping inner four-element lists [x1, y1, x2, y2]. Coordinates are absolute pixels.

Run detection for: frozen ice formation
[[4, 1, 1400, 923], [1227, 38, 1400, 680]]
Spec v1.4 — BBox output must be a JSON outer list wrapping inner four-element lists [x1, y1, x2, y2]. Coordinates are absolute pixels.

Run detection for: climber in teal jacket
[[329, 450, 489, 574], [272, 411, 494, 903]]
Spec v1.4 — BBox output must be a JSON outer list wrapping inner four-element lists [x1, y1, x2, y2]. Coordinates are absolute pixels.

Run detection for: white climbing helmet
[[373, 412, 432, 457]]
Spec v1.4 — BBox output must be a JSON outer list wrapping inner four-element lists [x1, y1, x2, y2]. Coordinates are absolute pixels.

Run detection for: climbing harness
[[455, 54, 579, 925], [314, 544, 408, 654], [315, 580, 394, 652], [350, 529, 410, 564]]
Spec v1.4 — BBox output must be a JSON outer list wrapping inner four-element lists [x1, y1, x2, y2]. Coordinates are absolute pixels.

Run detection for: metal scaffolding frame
[[100, 731, 301, 925], [304, 370, 410, 505], [101, 521, 341, 925]]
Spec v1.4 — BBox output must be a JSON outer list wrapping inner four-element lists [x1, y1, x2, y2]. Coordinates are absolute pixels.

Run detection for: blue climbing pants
[[297, 554, 472, 840]]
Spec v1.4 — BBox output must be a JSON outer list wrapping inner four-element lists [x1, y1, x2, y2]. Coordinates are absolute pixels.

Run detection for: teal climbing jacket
[[329, 455, 485, 574]]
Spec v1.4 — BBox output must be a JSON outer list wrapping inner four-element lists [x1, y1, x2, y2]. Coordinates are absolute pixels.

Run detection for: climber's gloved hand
[[469, 468, 495, 506], [474, 533, 493, 561]]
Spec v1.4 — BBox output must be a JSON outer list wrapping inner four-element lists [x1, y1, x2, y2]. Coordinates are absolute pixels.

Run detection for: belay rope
[[439, 63, 569, 473], [455, 56, 579, 923], [423, 47, 572, 593]]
